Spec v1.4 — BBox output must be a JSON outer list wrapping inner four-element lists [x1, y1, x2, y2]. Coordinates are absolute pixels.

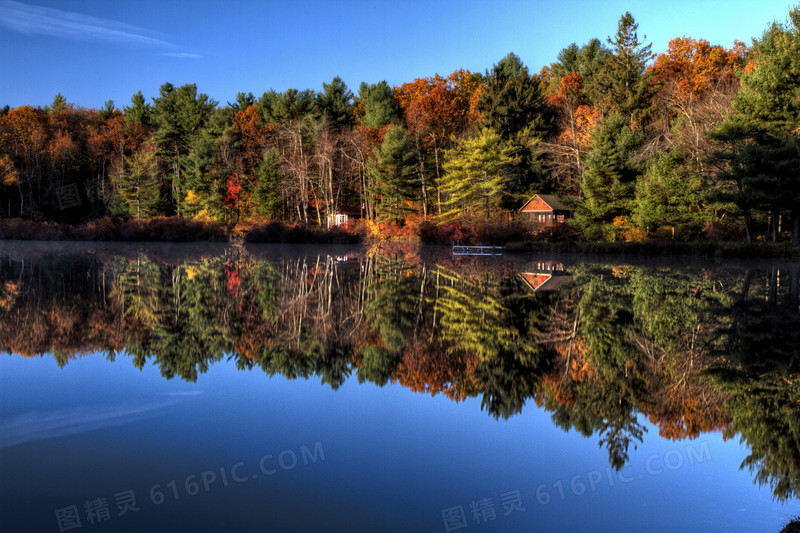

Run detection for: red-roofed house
[[519, 194, 572, 225]]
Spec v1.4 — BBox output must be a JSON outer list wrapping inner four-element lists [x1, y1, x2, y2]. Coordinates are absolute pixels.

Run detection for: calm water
[[0, 242, 798, 532]]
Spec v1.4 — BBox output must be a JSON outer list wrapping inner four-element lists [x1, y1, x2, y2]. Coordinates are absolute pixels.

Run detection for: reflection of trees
[[710, 266, 800, 502], [4, 250, 800, 500]]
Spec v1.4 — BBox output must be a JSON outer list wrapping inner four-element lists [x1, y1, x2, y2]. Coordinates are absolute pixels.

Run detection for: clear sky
[[0, 0, 795, 110]]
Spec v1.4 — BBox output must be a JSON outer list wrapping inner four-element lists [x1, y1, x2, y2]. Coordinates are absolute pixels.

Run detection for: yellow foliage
[[185, 190, 203, 207], [185, 266, 201, 281], [192, 209, 215, 223]]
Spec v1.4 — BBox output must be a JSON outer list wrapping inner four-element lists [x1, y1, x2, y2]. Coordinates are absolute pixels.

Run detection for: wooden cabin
[[519, 194, 572, 225]]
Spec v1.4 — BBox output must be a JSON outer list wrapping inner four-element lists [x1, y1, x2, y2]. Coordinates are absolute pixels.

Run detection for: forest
[[1, 9, 799, 246]]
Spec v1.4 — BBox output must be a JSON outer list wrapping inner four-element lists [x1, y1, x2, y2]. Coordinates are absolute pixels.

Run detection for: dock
[[452, 245, 504, 256]]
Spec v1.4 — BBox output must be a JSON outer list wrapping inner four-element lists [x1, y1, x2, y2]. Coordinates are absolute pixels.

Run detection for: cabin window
[[556, 214, 565, 223]]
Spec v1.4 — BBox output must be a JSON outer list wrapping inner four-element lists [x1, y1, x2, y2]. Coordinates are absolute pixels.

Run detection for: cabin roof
[[519, 272, 574, 292], [520, 194, 572, 213]]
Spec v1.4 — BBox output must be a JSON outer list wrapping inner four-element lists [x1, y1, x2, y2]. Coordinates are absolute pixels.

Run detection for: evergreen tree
[[253, 146, 281, 218], [357, 81, 398, 128], [317, 76, 354, 130], [711, 8, 800, 245], [228, 91, 255, 113], [549, 38, 611, 105], [151, 83, 218, 216], [100, 100, 116, 120], [478, 52, 555, 139], [439, 128, 518, 219], [632, 151, 715, 237], [574, 115, 643, 240], [123, 90, 151, 126], [47, 93, 67, 114], [367, 125, 418, 224], [594, 12, 654, 120], [113, 145, 162, 219]]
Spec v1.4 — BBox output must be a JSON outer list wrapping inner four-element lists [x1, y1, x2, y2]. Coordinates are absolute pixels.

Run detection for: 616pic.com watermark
[[53, 441, 325, 532], [440, 440, 712, 532]]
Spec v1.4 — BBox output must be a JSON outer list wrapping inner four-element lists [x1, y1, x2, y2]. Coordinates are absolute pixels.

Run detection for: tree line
[[1, 9, 799, 244]]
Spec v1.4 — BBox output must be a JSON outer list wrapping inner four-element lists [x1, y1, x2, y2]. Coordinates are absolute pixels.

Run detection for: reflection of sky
[[0, 401, 182, 448], [0, 352, 798, 532]]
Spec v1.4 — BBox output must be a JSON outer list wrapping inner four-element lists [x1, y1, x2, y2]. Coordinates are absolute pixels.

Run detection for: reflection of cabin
[[328, 206, 363, 227], [519, 194, 572, 225], [519, 261, 573, 292]]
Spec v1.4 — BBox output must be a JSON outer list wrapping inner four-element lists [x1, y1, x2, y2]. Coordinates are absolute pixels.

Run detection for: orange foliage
[[233, 104, 269, 165], [395, 72, 474, 144], [394, 341, 479, 401], [649, 37, 744, 105]]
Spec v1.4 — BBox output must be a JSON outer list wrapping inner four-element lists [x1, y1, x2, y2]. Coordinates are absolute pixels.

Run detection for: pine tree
[[357, 81, 398, 128], [594, 12, 654, 121], [575, 115, 643, 240], [710, 8, 800, 245], [317, 77, 353, 130], [113, 145, 162, 219], [439, 128, 518, 219], [123, 91, 151, 126], [478, 53, 555, 139], [367, 125, 418, 224], [151, 83, 218, 216], [253, 147, 281, 218]]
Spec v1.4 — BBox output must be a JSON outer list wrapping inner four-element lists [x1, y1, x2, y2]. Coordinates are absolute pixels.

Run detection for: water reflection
[[1, 245, 798, 503]]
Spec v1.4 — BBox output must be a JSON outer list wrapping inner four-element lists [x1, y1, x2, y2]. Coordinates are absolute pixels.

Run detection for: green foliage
[[592, 12, 654, 120], [574, 115, 643, 239], [367, 125, 418, 224], [261, 88, 318, 124], [632, 151, 715, 236], [439, 127, 518, 219], [478, 53, 555, 139], [550, 38, 611, 104], [253, 146, 281, 218], [151, 83, 219, 216], [356, 345, 397, 386], [357, 81, 398, 128], [123, 90, 151, 125], [229, 91, 255, 113], [710, 8, 800, 244], [47, 93, 67, 114], [317, 76, 354, 130], [113, 145, 162, 219]]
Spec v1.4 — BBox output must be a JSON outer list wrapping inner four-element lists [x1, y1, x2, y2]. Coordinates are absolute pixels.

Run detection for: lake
[[0, 242, 798, 532]]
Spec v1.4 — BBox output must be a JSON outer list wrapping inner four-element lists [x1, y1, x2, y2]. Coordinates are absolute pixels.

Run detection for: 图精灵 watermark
[[440, 440, 711, 531], [53, 440, 325, 532]]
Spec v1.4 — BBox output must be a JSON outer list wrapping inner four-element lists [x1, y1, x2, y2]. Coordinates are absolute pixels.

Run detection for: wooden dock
[[452, 245, 504, 256]]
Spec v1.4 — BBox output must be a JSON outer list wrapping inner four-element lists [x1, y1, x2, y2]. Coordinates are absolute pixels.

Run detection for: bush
[[243, 221, 362, 244]]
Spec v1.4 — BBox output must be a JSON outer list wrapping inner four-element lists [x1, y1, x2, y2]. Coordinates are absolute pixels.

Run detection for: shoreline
[[1, 217, 799, 258]]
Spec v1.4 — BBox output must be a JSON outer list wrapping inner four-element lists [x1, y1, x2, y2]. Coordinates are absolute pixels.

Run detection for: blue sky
[[0, 0, 795, 110]]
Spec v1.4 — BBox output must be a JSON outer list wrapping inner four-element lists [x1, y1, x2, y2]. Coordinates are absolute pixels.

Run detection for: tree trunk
[[743, 208, 753, 243], [771, 208, 779, 242], [792, 207, 800, 247]]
